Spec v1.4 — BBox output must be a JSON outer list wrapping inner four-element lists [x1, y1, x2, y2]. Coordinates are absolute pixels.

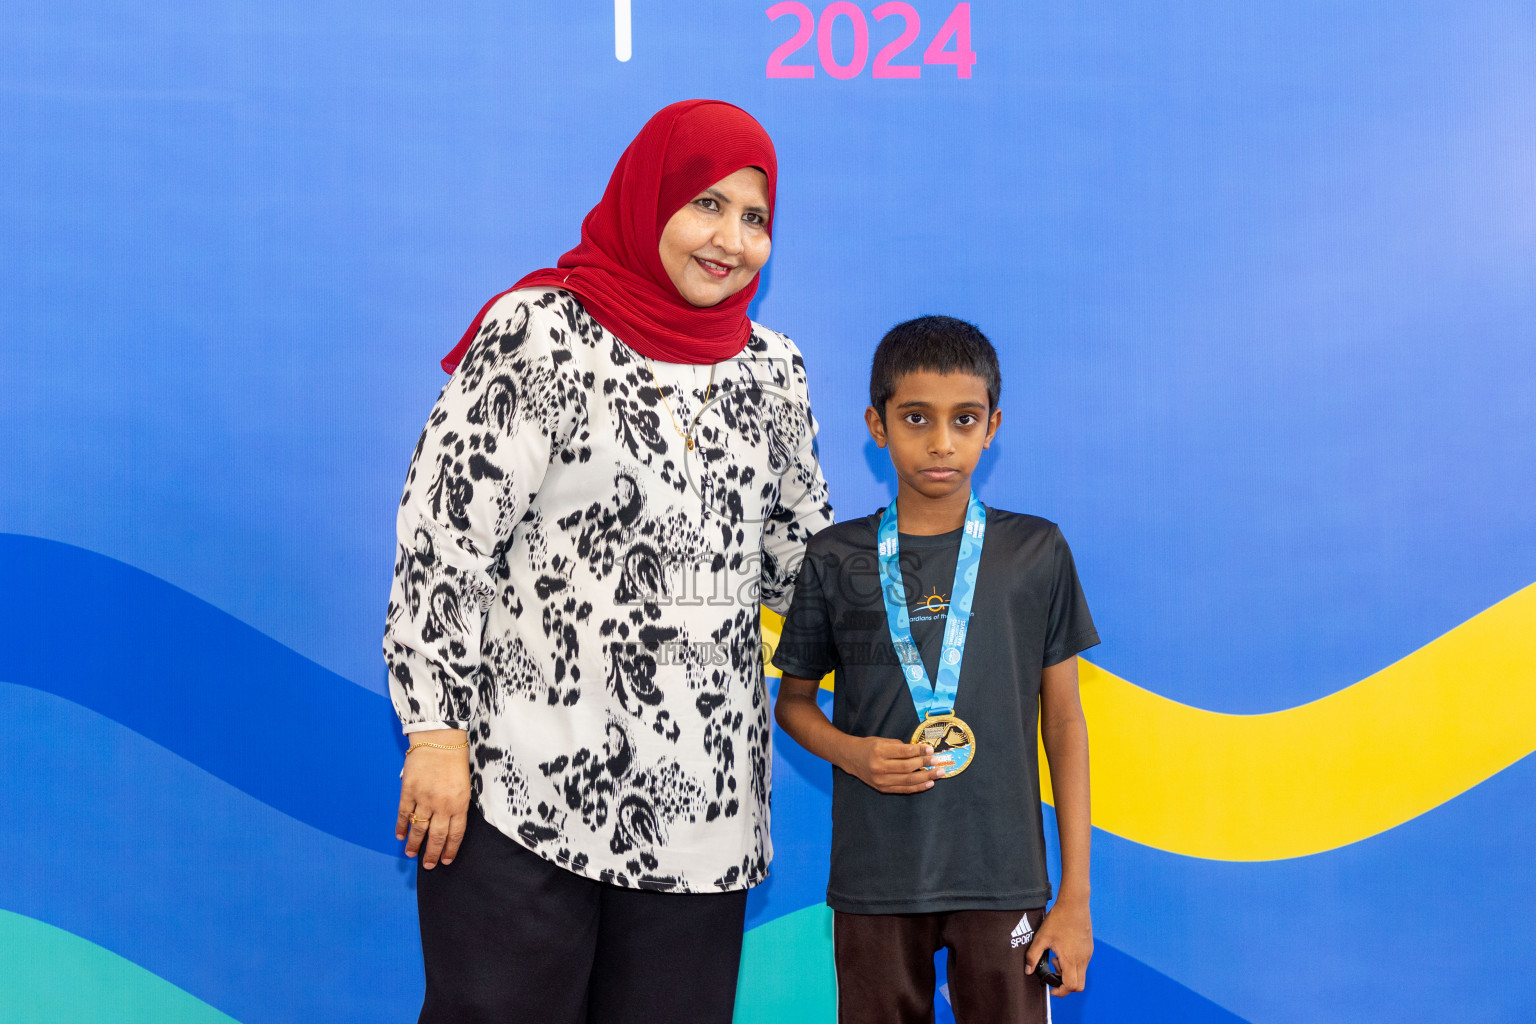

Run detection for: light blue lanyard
[[876, 492, 987, 719]]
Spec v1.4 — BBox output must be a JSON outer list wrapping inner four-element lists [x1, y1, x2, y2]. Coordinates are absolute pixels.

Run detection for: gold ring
[[410, 815, 430, 825]]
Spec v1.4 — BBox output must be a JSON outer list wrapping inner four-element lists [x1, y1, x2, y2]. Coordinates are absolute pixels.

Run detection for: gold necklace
[[645, 357, 716, 452]]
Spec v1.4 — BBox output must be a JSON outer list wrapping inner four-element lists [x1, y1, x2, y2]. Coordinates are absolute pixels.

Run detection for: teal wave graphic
[[0, 909, 239, 1024]]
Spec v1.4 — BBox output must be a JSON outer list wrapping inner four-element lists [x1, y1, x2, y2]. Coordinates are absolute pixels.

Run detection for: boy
[[773, 316, 1096, 1024]]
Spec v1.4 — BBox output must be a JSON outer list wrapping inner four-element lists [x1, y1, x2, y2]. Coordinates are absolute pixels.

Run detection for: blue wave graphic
[[0, 683, 421, 1024], [0, 534, 405, 855]]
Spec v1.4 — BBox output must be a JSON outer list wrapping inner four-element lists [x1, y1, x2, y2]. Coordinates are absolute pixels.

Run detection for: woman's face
[[657, 167, 772, 307]]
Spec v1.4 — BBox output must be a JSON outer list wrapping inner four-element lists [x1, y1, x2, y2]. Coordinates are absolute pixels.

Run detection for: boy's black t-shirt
[[772, 507, 1099, 915]]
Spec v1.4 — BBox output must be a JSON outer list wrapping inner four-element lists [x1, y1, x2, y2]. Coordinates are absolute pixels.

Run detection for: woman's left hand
[[395, 729, 471, 869]]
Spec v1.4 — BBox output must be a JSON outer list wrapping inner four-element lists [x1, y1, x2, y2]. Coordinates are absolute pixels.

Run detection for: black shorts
[[835, 907, 1050, 1024], [415, 804, 748, 1024]]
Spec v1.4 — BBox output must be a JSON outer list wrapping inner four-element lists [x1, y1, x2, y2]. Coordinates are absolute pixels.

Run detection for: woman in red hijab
[[384, 100, 833, 1023]]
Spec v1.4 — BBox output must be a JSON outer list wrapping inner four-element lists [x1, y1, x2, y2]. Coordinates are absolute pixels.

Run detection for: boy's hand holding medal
[[837, 737, 945, 794]]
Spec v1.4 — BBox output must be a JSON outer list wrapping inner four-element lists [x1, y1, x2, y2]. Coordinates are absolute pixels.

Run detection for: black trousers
[[416, 805, 748, 1024], [835, 908, 1050, 1024]]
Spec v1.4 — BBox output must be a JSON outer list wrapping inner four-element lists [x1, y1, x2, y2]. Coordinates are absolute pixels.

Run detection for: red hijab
[[441, 100, 778, 373]]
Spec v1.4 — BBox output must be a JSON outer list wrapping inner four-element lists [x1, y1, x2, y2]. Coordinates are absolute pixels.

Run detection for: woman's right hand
[[839, 736, 942, 794], [395, 728, 471, 869]]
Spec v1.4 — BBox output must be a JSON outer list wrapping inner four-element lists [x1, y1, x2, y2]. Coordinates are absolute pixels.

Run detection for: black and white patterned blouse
[[384, 289, 833, 891]]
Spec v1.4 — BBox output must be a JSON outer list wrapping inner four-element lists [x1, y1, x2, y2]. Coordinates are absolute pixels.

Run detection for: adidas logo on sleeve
[[1009, 913, 1034, 949]]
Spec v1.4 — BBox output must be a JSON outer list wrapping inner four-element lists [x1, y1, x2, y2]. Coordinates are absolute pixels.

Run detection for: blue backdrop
[[3, 2, 1534, 1022]]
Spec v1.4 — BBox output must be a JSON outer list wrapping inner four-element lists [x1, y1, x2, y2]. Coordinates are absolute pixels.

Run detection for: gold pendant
[[685, 437, 695, 451], [909, 713, 976, 778]]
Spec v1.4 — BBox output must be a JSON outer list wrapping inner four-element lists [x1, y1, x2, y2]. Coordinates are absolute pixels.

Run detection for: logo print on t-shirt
[[910, 586, 950, 624]]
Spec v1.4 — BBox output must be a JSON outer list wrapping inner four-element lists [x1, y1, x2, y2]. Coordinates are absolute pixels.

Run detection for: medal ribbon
[[876, 492, 987, 719]]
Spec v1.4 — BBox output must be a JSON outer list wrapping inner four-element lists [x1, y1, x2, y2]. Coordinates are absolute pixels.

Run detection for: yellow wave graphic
[[761, 582, 1536, 861]]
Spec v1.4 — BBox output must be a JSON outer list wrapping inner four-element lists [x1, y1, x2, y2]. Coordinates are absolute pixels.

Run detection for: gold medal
[[910, 712, 976, 778]]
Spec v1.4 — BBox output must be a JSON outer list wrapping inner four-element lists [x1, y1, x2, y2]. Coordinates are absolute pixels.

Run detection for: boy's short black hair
[[869, 315, 1002, 418]]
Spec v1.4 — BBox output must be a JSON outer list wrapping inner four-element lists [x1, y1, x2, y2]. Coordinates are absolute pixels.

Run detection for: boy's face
[[865, 370, 1001, 503]]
